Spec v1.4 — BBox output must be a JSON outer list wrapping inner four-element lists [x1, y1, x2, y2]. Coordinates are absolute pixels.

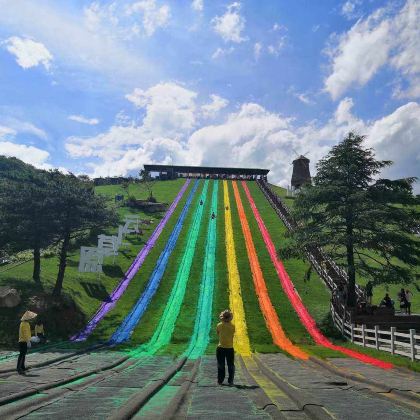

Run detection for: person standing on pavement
[[216, 309, 235, 386], [17, 311, 37, 374]]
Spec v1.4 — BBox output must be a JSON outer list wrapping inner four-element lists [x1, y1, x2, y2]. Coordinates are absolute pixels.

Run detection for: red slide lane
[[241, 181, 393, 370]]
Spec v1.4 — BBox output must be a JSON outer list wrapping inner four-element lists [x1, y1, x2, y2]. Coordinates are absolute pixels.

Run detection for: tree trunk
[[53, 231, 70, 297], [346, 222, 356, 307], [32, 247, 41, 284]]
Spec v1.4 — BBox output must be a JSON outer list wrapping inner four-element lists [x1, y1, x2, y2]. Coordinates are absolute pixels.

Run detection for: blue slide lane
[[110, 179, 200, 344]]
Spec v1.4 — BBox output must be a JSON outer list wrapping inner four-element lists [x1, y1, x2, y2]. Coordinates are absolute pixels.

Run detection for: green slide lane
[[131, 180, 210, 357], [185, 180, 218, 359]]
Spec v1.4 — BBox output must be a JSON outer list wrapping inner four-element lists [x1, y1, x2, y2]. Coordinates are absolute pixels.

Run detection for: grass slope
[[0, 179, 187, 347]]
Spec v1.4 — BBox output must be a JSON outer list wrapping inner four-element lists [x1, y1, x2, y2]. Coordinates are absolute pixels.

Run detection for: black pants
[[216, 347, 235, 384], [17, 342, 27, 372]]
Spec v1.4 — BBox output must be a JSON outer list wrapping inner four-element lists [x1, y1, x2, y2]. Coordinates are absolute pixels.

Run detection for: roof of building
[[143, 164, 270, 175]]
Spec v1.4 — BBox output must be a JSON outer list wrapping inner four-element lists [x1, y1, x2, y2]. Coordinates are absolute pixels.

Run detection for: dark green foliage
[[46, 171, 118, 296], [0, 156, 118, 295], [280, 133, 419, 306]]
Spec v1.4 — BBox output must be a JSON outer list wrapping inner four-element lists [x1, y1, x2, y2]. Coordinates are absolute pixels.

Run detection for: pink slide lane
[[242, 181, 393, 370]]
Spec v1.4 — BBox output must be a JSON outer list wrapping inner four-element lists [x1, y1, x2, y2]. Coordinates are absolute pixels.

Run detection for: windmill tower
[[291, 152, 311, 190]]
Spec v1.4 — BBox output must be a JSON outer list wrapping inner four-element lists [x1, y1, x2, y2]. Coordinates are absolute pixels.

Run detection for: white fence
[[331, 303, 419, 361]]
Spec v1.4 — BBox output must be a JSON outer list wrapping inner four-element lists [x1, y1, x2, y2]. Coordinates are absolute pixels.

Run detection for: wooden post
[[390, 327, 396, 355], [341, 311, 345, 335], [351, 324, 355, 343], [374, 325, 379, 350], [362, 324, 366, 347], [409, 329, 415, 362]]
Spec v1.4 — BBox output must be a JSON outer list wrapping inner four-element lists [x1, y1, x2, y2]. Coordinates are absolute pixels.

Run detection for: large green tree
[[48, 172, 117, 297], [280, 133, 419, 307], [0, 157, 57, 284]]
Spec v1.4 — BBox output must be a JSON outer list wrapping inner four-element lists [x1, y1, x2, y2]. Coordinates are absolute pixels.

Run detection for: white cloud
[[253, 42, 262, 61], [127, 0, 170, 37], [340, 1, 362, 20], [191, 0, 203, 12], [125, 82, 197, 136], [0, 126, 17, 139], [68, 115, 100, 125], [65, 80, 419, 191], [211, 47, 234, 59], [267, 37, 286, 56], [4, 36, 53, 70], [201, 94, 229, 118], [366, 102, 420, 182], [0, 141, 51, 169], [212, 2, 246, 43], [0, 0, 153, 86], [0, 118, 47, 141], [295, 92, 314, 105], [325, 0, 420, 100]]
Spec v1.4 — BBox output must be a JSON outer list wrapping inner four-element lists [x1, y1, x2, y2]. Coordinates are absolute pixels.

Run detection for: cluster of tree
[[0, 156, 117, 297], [281, 133, 419, 307], [93, 176, 137, 186]]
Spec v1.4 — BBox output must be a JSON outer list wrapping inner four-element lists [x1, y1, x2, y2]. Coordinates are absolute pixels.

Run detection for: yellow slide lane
[[223, 180, 251, 356]]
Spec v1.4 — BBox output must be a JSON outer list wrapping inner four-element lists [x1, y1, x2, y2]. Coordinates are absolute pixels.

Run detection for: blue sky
[[0, 0, 419, 189]]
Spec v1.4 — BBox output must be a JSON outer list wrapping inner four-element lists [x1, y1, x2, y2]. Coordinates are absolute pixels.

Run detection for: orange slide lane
[[241, 181, 393, 370], [232, 181, 308, 360]]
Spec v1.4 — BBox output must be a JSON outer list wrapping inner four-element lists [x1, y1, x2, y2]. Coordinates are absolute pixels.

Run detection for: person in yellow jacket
[[17, 311, 37, 374], [34, 320, 46, 344], [216, 309, 235, 386]]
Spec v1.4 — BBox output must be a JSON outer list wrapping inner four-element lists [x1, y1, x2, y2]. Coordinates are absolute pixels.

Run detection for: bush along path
[[185, 181, 218, 359], [71, 179, 191, 342], [223, 180, 251, 356], [232, 181, 308, 360], [241, 180, 393, 370], [110, 179, 200, 344], [131, 180, 210, 357]]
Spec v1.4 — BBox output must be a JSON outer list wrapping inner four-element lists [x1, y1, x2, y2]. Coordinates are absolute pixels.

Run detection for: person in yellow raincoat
[[17, 311, 37, 374]]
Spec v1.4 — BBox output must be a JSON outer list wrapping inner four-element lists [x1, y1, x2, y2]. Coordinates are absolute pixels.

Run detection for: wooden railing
[[331, 301, 419, 361]]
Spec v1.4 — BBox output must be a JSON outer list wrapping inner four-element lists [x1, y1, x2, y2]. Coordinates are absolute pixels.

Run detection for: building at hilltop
[[143, 164, 269, 180]]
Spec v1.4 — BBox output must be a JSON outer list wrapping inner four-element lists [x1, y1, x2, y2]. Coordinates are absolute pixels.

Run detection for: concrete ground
[[0, 351, 418, 419]]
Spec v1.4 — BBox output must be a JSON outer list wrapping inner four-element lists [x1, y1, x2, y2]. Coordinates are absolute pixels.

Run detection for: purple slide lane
[[71, 179, 191, 341]]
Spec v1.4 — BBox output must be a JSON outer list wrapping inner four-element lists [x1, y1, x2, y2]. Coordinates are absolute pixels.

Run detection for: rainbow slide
[[242, 181, 393, 369], [223, 180, 251, 356], [186, 180, 218, 359], [71, 179, 191, 342], [110, 179, 200, 344], [232, 181, 308, 360], [131, 180, 210, 356]]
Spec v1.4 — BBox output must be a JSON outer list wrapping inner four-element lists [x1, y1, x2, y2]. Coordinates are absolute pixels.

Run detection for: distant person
[[216, 310, 235, 386], [211, 212, 216, 220], [34, 320, 46, 344], [17, 311, 37, 374], [225, 206, 229, 211], [405, 289, 413, 315], [200, 200, 203, 206], [380, 293, 393, 309], [398, 288, 408, 313], [365, 281, 373, 305]]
